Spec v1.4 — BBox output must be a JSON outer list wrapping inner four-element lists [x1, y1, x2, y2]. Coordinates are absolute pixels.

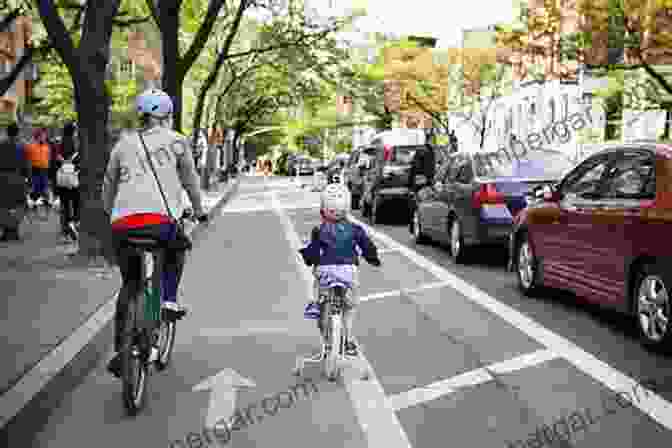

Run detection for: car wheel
[[351, 193, 360, 210], [412, 209, 428, 244], [516, 232, 541, 296], [634, 263, 672, 352], [449, 217, 467, 264]]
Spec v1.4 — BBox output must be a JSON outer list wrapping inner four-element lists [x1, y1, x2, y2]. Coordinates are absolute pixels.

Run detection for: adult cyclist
[[102, 88, 208, 377]]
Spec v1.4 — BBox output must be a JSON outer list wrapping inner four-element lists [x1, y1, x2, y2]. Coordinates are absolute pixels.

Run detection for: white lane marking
[[377, 248, 399, 254], [388, 349, 558, 411], [358, 282, 451, 303], [193, 369, 256, 431], [271, 191, 413, 448], [351, 216, 672, 430], [222, 203, 321, 214], [0, 181, 239, 429]]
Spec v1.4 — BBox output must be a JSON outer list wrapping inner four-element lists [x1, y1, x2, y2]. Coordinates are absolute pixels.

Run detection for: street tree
[[34, 0, 151, 256]]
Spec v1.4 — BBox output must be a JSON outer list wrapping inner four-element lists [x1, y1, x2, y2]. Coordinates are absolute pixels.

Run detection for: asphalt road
[[29, 175, 672, 448]]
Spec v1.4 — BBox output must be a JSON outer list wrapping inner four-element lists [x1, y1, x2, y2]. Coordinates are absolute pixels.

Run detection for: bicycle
[[119, 212, 198, 415], [294, 273, 353, 382], [25, 195, 51, 223]]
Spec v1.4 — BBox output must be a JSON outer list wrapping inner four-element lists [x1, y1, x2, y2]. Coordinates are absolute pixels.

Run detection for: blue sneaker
[[304, 302, 321, 319]]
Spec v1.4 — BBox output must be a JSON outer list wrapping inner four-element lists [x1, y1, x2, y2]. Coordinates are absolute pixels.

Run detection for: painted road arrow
[[192, 368, 256, 431]]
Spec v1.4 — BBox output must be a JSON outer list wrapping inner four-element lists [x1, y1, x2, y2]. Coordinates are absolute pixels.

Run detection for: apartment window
[[548, 98, 556, 123], [562, 94, 569, 119], [119, 60, 135, 78]]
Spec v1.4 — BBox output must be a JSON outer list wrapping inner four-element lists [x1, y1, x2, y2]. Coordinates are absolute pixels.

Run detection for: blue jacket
[[299, 221, 381, 267]]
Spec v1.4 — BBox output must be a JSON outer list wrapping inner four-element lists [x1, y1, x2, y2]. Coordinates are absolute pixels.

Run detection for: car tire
[[448, 217, 468, 264], [412, 209, 429, 244], [351, 192, 360, 210], [634, 262, 672, 352], [515, 231, 541, 296]]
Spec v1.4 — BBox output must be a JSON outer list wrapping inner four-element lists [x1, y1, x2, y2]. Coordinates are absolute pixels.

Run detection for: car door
[[434, 154, 465, 242], [547, 154, 612, 289], [420, 162, 452, 235], [579, 150, 656, 307], [450, 157, 479, 243]]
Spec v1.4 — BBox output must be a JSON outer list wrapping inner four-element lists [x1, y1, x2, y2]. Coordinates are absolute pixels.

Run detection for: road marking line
[[350, 216, 672, 430], [388, 349, 558, 411], [272, 191, 412, 448], [358, 281, 450, 303], [0, 182, 239, 429], [222, 203, 321, 214]]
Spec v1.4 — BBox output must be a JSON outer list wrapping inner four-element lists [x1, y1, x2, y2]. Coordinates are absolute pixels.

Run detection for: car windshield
[[391, 146, 419, 165], [473, 149, 573, 179]]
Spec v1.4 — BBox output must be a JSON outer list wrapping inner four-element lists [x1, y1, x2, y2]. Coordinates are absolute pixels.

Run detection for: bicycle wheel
[[324, 311, 341, 381], [155, 314, 176, 371], [121, 292, 148, 415]]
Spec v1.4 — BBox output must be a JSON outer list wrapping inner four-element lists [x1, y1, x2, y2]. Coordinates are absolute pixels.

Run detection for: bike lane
[[29, 177, 367, 448]]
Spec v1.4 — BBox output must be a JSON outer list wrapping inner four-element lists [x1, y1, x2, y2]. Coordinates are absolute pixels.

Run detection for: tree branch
[[179, 0, 228, 74], [36, 0, 78, 70], [0, 8, 21, 33], [0, 46, 32, 97], [144, 0, 159, 26]]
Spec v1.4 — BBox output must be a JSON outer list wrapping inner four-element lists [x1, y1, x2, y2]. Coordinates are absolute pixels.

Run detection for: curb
[[0, 179, 239, 446]]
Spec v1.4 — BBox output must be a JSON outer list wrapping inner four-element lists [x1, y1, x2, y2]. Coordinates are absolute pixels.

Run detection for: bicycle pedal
[[162, 308, 187, 321]]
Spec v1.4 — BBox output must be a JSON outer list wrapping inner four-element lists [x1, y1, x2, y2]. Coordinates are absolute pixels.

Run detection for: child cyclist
[[299, 184, 382, 356]]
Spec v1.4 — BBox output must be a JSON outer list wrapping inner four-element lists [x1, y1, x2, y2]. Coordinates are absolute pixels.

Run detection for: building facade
[[0, 15, 36, 127]]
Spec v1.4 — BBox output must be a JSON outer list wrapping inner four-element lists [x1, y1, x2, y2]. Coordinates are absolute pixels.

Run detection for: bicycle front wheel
[[155, 314, 176, 371], [121, 292, 148, 415]]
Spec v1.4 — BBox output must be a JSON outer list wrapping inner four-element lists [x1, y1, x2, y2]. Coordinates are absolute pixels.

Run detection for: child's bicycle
[[294, 281, 350, 381], [118, 212, 196, 415]]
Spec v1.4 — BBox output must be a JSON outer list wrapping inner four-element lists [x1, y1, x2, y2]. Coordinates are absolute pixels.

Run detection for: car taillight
[[472, 183, 504, 208], [384, 144, 392, 162]]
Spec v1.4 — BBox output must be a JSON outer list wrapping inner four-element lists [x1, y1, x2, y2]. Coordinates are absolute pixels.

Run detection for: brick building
[[0, 15, 35, 126]]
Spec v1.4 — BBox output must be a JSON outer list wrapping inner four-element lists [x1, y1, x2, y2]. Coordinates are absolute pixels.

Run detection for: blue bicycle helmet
[[136, 88, 173, 118]]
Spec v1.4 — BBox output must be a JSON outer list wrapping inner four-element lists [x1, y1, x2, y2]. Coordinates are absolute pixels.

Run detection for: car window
[[561, 156, 610, 198], [391, 146, 418, 165], [474, 149, 574, 179], [603, 152, 655, 199]]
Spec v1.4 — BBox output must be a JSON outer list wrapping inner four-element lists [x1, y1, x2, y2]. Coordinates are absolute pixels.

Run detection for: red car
[[509, 142, 672, 350]]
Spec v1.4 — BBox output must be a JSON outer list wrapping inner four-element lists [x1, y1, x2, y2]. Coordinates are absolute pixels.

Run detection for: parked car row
[[395, 140, 672, 352]]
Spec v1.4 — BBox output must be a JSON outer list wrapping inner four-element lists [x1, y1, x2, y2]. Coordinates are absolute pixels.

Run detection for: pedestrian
[[53, 122, 81, 242], [25, 127, 52, 206], [449, 130, 458, 152], [408, 142, 435, 231], [0, 123, 30, 241]]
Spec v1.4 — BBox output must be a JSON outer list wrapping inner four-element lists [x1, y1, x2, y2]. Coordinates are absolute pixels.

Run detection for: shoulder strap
[[137, 131, 176, 221]]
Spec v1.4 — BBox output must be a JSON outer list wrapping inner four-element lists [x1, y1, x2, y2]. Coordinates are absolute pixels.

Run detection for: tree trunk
[[158, 3, 184, 132], [73, 74, 113, 258]]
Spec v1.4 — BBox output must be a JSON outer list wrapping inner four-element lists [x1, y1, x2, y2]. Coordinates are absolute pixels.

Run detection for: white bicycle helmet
[[320, 183, 351, 220], [136, 88, 173, 118]]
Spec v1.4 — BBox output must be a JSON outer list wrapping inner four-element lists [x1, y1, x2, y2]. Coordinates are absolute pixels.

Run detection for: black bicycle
[[119, 213, 198, 415]]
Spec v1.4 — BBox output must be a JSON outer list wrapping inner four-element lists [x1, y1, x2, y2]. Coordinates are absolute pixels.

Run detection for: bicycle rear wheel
[[324, 311, 342, 381], [121, 292, 148, 415]]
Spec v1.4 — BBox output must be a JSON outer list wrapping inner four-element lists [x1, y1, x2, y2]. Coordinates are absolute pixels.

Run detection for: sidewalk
[[0, 178, 239, 439]]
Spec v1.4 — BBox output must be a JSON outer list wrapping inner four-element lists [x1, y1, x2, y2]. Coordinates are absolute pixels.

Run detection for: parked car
[[326, 153, 350, 183], [508, 142, 672, 350], [411, 148, 574, 263], [360, 129, 426, 224], [297, 157, 315, 175], [345, 146, 377, 209]]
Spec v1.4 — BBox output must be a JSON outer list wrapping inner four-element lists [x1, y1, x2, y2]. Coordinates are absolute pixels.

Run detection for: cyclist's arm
[[175, 138, 205, 216], [102, 147, 120, 215], [354, 225, 381, 266]]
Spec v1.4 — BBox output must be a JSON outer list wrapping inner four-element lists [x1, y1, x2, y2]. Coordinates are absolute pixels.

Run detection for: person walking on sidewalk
[[102, 88, 209, 378], [25, 128, 52, 206], [0, 123, 30, 241], [53, 122, 81, 242]]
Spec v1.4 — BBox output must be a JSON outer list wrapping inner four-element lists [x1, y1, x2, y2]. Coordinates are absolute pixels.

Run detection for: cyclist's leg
[[343, 268, 360, 355], [161, 245, 187, 318]]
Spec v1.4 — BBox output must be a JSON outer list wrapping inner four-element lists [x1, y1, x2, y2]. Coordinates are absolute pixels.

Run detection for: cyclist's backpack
[[56, 152, 79, 189]]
